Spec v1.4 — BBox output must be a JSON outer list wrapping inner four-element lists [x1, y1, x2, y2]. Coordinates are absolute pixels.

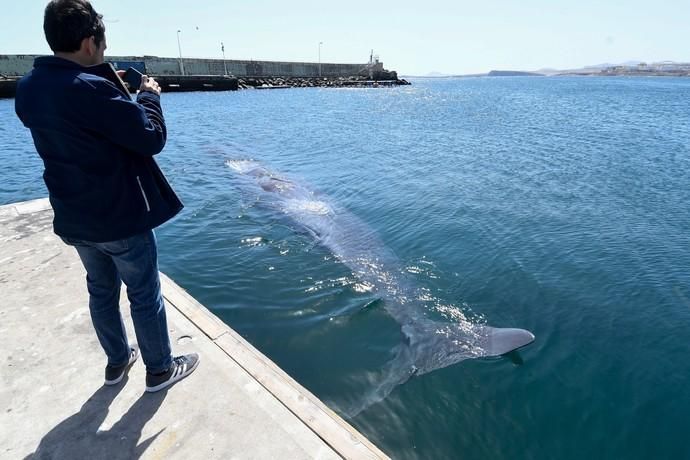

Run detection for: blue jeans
[[62, 230, 173, 374]]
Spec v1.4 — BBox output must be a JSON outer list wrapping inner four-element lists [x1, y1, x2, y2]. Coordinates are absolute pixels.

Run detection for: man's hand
[[140, 75, 161, 96], [115, 70, 131, 91]]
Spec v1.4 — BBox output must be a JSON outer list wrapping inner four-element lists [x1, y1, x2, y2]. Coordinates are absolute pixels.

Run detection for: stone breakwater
[[238, 76, 410, 89]]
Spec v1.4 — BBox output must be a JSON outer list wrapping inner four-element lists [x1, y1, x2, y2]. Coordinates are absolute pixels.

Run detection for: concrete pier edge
[[0, 197, 389, 459], [158, 277, 386, 459]]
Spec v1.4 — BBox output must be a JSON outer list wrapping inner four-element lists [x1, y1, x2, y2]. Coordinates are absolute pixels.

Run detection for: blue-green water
[[2, 77, 690, 459]]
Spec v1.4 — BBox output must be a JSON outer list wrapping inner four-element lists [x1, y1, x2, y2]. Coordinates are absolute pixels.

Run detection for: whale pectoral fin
[[475, 326, 535, 357], [401, 324, 415, 346], [358, 297, 384, 315], [302, 228, 323, 251]]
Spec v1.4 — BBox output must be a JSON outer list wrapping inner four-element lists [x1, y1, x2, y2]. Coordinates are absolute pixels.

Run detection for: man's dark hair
[[43, 0, 105, 52]]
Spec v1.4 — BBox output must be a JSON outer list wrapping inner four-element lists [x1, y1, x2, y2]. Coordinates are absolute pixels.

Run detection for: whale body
[[227, 159, 535, 415]]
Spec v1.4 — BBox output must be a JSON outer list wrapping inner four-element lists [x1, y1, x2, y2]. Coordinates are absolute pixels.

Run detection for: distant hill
[[586, 61, 643, 69], [424, 71, 452, 77], [548, 61, 642, 75], [487, 70, 545, 77], [553, 60, 689, 76], [417, 61, 688, 79]]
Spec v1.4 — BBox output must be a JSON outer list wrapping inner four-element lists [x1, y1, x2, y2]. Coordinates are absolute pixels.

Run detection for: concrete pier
[[0, 198, 389, 459]]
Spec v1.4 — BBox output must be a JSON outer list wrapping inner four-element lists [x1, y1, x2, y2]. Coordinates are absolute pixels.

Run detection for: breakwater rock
[[238, 76, 410, 89]]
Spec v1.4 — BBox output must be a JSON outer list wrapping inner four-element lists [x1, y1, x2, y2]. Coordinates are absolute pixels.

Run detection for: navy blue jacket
[[15, 56, 183, 242]]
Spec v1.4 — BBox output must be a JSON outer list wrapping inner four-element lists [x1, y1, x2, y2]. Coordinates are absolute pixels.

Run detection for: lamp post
[[176, 29, 185, 76], [318, 41, 323, 77], [221, 42, 228, 76]]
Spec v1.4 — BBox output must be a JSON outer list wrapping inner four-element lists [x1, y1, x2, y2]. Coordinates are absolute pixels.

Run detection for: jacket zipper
[[136, 176, 151, 212]]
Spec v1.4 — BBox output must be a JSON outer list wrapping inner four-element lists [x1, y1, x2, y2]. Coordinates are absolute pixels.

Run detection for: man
[[15, 0, 199, 393]]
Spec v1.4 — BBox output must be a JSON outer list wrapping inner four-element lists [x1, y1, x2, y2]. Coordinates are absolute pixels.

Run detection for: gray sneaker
[[105, 347, 139, 385], [145, 353, 200, 393]]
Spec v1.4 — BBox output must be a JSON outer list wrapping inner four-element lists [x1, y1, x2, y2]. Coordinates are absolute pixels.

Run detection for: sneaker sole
[[104, 350, 139, 386], [145, 357, 200, 393]]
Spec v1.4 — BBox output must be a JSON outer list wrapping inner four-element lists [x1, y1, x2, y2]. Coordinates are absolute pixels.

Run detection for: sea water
[[2, 76, 690, 459]]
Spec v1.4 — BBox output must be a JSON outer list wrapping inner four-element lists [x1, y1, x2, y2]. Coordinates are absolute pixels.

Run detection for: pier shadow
[[26, 377, 168, 460]]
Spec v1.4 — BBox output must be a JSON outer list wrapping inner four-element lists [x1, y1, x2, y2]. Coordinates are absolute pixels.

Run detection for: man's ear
[[81, 36, 96, 57]]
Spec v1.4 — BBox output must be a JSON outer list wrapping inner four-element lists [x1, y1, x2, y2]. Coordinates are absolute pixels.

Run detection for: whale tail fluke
[[337, 324, 535, 418]]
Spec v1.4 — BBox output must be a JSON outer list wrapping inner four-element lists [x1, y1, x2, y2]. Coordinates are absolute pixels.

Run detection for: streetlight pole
[[177, 29, 185, 76], [221, 42, 228, 76], [318, 41, 323, 77]]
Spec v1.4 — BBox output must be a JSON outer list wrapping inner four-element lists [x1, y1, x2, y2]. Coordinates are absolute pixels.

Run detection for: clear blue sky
[[1, 0, 688, 75]]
